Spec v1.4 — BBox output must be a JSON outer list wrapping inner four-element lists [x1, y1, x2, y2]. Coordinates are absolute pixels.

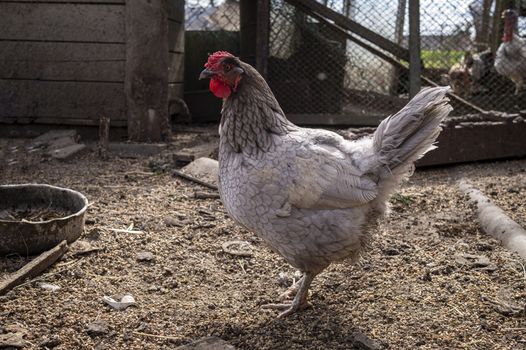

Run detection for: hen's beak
[[199, 69, 214, 80]]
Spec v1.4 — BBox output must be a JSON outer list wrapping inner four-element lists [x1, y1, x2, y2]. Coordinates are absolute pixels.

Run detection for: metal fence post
[[408, 0, 421, 97]]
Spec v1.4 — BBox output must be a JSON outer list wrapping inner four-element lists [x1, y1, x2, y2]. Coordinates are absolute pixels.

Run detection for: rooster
[[200, 51, 452, 317], [494, 9, 526, 95]]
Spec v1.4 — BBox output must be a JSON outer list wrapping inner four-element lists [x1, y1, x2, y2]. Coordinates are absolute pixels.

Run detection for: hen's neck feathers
[[221, 62, 296, 156]]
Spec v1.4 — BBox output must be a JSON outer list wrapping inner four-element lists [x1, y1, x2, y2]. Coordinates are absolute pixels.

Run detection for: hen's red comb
[[205, 51, 234, 70]]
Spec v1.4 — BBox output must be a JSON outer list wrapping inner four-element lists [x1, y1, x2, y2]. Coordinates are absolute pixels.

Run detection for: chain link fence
[[185, 0, 526, 121]]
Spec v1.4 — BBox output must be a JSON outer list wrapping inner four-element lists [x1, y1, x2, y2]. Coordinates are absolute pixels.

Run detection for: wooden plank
[[0, 60, 124, 82], [0, 41, 125, 61], [167, 0, 184, 23], [0, 241, 68, 296], [417, 120, 526, 167], [0, 3, 125, 42], [0, 117, 127, 127], [287, 113, 384, 126], [408, 0, 421, 97], [0, 41, 125, 81], [0, 0, 123, 3], [168, 20, 185, 53], [285, 0, 410, 61], [168, 52, 184, 83], [0, 80, 126, 120]]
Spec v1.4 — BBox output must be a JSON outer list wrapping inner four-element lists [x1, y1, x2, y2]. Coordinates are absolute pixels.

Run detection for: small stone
[[148, 285, 161, 292], [33, 130, 77, 146], [455, 254, 491, 268], [351, 331, 383, 350], [39, 282, 61, 292], [164, 216, 183, 227], [475, 242, 494, 251], [422, 270, 432, 282], [39, 335, 61, 348], [48, 143, 87, 160], [137, 251, 154, 262], [180, 157, 218, 187], [86, 320, 109, 336], [382, 248, 400, 256], [174, 336, 236, 350]]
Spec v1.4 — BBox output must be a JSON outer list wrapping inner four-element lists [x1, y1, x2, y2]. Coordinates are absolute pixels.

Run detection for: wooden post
[[408, 0, 421, 97], [389, 0, 407, 94], [491, 0, 504, 54], [98, 116, 110, 160], [241, 0, 270, 76], [125, 0, 169, 141], [240, 0, 257, 67], [256, 0, 270, 77], [477, 0, 493, 51]]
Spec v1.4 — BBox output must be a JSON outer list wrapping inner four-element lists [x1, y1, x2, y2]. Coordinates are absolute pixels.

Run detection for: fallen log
[[0, 240, 68, 295], [459, 180, 526, 260]]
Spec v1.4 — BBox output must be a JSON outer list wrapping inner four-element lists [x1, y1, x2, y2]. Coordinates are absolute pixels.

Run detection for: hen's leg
[[278, 275, 304, 301], [261, 272, 316, 318]]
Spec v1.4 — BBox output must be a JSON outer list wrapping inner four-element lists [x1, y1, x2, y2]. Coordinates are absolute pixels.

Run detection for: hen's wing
[[286, 129, 378, 210]]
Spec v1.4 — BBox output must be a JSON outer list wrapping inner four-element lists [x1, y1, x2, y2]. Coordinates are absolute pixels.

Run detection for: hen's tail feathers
[[373, 87, 452, 174]]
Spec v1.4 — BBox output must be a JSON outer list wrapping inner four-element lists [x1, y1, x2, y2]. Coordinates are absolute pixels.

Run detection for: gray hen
[[200, 51, 452, 317]]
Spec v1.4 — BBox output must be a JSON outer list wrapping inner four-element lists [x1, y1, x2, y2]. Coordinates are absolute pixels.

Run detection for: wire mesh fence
[[185, 0, 526, 121]]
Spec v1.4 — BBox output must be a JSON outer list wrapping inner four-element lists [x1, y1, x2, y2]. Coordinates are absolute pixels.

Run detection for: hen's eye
[[224, 64, 232, 72]]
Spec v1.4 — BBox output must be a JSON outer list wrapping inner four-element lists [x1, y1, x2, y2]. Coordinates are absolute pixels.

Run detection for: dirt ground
[[0, 131, 525, 350]]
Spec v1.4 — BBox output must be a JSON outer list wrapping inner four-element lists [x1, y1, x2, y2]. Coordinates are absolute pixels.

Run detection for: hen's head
[[502, 9, 518, 42], [199, 51, 244, 99]]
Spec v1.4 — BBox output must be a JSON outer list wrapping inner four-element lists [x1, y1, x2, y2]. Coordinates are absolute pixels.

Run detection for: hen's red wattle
[[210, 78, 231, 99]]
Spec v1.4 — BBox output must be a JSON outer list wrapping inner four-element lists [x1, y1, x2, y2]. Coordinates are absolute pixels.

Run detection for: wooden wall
[[0, 0, 127, 127], [0, 0, 185, 139]]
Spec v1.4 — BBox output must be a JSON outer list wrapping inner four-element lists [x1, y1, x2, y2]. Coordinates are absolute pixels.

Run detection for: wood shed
[[0, 0, 184, 141]]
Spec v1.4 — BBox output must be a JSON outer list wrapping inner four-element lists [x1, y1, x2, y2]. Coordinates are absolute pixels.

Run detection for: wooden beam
[[125, 0, 170, 141], [417, 119, 526, 166], [287, 113, 384, 126], [256, 0, 270, 77], [408, 0, 421, 97], [240, 0, 257, 66], [284, 0, 410, 61], [0, 241, 68, 296]]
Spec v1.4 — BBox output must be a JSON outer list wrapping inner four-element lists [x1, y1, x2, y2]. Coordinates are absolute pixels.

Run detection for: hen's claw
[[261, 301, 311, 318]]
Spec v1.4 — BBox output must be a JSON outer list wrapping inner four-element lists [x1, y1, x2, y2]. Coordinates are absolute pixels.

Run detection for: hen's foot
[[261, 300, 311, 318], [261, 272, 316, 318]]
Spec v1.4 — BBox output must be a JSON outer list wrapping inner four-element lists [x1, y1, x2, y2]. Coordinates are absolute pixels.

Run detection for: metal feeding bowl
[[0, 184, 88, 256]]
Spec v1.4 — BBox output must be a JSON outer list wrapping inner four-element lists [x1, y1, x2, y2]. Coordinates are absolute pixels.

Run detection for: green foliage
[[421, 50, 464, 69]]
